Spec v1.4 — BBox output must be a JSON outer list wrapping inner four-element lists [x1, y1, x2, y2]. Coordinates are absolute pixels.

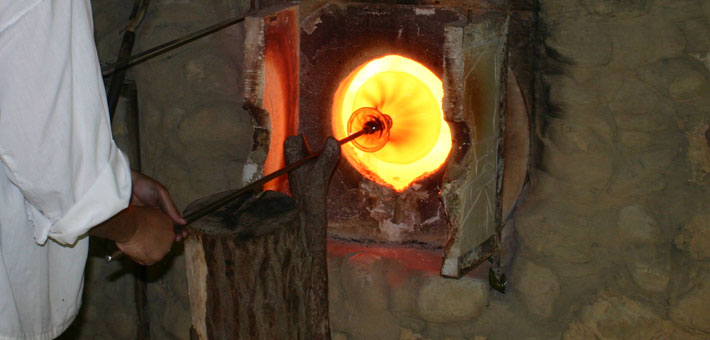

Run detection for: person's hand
[[130, 170, 188, 241], [90, 171, 188, 265], [114, 206, 176, 265]]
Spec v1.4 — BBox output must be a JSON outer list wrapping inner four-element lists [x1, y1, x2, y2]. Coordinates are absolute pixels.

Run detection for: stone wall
[[73, 0, 710, 339], [326, 0, 710, 338], [533, 1, 710, 338]]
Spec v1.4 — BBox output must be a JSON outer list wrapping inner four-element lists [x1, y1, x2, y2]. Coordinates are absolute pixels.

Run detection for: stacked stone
[[515, 0, 710, 339], [328, 253, 490, 340], [330, 0, 710, 339]]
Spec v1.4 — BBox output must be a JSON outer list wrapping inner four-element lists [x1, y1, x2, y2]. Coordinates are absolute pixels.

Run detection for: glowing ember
[[332, 55, 452, 191]]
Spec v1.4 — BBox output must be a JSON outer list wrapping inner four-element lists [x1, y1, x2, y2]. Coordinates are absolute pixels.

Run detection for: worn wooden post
[[184, 136, 338, 340]]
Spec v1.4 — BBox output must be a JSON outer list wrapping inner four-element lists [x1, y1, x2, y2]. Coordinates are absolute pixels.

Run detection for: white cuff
[[39, 146, 132, 245]]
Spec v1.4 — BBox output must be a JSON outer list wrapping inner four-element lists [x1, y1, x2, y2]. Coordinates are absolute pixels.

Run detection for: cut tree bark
[[184, 136, 339, 340]]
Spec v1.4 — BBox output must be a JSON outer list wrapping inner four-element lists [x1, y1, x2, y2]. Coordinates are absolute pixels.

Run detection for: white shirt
[[0, 0, 132, 338]]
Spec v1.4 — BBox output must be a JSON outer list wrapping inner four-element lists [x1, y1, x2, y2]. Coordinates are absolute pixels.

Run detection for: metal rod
[[126, 81, 150, 340], [181, 127, 370, 226], [106, 0, 148, 121], [101, 13, 247, 77], [107, 32, 135, 121], [105, 127, 374, 263]]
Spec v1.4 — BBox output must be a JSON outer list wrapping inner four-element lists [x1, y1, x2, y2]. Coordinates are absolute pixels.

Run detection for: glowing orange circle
[[332, 55, 452, 191]]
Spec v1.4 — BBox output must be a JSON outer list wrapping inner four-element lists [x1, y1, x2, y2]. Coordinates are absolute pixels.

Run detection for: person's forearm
[[96, 205, 176, 265], [89, 206, 138, 243]]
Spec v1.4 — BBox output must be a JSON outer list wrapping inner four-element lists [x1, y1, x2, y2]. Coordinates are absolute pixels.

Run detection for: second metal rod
[[105, 127, 374, 263]]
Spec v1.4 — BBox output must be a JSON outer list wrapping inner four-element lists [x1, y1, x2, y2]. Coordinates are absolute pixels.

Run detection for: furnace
[[184, 1, 536, 338], [242, 1, 534, 280]]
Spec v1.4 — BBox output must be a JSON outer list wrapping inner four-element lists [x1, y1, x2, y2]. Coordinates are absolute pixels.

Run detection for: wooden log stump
[[185, 136, 339, 340]]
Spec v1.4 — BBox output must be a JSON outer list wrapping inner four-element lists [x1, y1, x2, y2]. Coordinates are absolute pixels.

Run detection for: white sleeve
[[0, 0, 132, 245]]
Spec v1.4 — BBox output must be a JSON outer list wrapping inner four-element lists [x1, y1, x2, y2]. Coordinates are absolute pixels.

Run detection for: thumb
[[156, 187, 186, 225]]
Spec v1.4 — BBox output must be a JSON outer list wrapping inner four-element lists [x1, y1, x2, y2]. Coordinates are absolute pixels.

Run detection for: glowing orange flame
[[332, 55, 452, 191]]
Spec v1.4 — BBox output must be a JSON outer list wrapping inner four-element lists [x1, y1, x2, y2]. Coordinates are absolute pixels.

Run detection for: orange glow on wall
[[332, 55, 452, 191], [263, 57, 288, 192], [262, 12, 299, 193]]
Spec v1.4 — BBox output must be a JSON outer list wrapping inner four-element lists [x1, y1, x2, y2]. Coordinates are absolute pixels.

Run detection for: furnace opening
[[332, 55, 453, 191]]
